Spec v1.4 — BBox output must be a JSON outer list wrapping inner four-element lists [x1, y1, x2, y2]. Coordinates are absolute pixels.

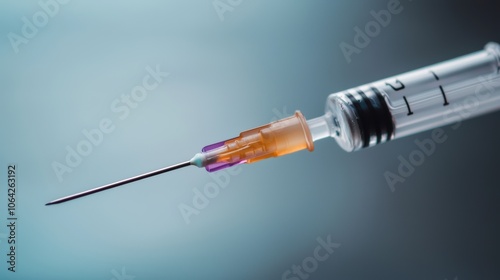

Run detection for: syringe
[[46, 42, 500, 205]]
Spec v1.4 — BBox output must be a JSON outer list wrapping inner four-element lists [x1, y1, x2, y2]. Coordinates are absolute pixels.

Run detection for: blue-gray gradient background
[[1, 1, 499, 279]]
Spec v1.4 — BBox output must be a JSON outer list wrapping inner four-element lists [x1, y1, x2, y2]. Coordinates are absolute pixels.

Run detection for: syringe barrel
[[327, 42, 500, 151]]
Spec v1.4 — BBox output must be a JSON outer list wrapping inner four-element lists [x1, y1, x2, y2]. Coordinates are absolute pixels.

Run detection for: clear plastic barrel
[[317, 42, 500, 151]]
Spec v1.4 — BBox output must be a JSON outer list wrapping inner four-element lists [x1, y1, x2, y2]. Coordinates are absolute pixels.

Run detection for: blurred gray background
[[0, 0, 499, 279]]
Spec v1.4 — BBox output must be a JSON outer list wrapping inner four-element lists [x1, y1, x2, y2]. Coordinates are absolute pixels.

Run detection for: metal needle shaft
[[46, 161, 192, 206]]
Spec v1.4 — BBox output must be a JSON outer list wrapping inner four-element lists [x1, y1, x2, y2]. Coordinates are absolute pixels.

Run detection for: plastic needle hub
[[45, 161, 192, 206]]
